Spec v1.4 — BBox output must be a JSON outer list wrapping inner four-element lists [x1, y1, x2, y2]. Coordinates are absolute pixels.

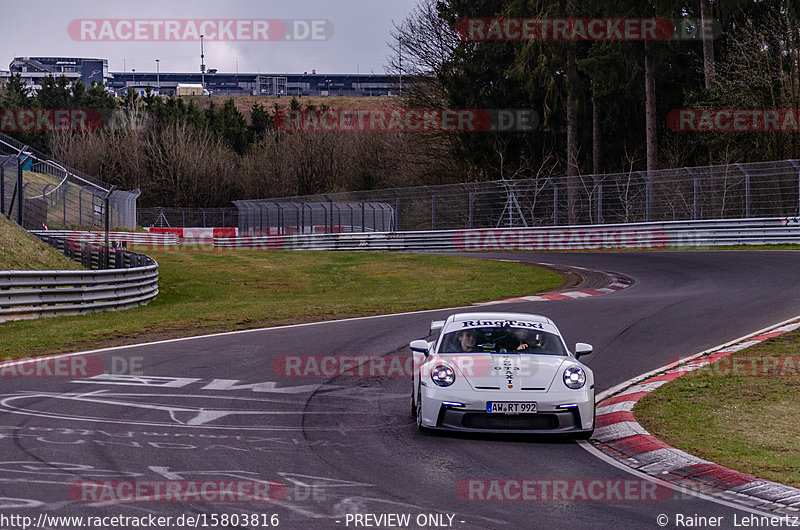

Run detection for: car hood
[[443, 353, 574, 392]]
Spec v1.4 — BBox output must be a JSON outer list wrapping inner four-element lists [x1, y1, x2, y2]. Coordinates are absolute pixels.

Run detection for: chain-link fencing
[[134, 158, 800, 234], [137, 207, 239, 229], [0, 132, 139, 230], [234, 159, 800, 235]]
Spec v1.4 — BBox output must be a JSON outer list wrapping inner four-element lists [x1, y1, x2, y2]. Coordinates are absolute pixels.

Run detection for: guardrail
[[0, 235, 159, 323], [213, 217, 800, 251], [29, 230, 179, 247]]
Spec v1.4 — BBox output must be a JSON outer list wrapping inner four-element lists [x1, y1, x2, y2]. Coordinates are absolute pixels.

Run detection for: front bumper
[[420, 386, 594, 434]]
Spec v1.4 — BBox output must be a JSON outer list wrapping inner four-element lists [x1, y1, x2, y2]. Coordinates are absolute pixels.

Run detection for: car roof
[[441, 312, 561, 336], [446, 312, 554, 325]]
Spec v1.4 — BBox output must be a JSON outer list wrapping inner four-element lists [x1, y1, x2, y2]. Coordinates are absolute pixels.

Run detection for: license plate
[[486, 402, 537, 414]]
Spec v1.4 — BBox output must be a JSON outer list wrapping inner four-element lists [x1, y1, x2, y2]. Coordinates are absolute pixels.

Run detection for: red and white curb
[[592, 318, 800, 514], [479, 263, 632, 305]]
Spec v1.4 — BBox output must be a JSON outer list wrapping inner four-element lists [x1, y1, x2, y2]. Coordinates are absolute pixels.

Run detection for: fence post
[[295, 203, 302, 234], [425, 186, 436, 230], [460, 184, 475, 229], [346, 203, 354, 232], [638, 171, 651, 222], [791, 160, 800, 216], [17, 155, 24, 226], [735, 163, 751, 218], [547, 178, 559, 226], [42, 184, 51, 225], [591, 175, 603, 224], [63, 182, 68, 226], [256, 203, 263, 235], [322, 195, 333, 233], [685, 168, 700, 220], [0, 164, 4, 216], [276, 202, 284, 234], [391, 189, 400, 231], [103, 187, 116, 268], [361, 200, 366, 232]]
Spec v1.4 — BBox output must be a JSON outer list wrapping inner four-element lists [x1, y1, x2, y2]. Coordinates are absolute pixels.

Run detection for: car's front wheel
[[415, 386, 428, 432]]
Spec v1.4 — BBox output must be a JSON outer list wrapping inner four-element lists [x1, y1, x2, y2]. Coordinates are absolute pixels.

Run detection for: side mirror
[[575, 343, 593, 359], [410, 340, 430, 356]]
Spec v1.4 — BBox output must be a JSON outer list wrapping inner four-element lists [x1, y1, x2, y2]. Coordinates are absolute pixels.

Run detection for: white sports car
[[410, 312, 595, 437]]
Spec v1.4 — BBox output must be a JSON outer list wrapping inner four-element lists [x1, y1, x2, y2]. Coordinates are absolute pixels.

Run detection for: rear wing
[[430, 320, 445, 335]]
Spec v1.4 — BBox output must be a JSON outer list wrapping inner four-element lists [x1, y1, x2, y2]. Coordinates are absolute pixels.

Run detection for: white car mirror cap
[[575, 343, 593, 358], [410, 340, 430, 355]]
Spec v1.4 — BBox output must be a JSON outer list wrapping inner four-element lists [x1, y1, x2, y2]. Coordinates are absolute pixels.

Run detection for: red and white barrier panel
[[146, 227, 238, 240], [146, 226, 344, 243]]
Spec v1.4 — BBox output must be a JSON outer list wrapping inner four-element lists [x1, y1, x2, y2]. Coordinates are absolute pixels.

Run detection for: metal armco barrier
[[29, 230, 179, 247], [212, 217, 800, 251], [0, 237, 159, 323]]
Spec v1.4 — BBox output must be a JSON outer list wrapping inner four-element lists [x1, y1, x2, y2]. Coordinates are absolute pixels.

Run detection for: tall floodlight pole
[[155, 59, 160, 94], [200, 35, 206, 91]]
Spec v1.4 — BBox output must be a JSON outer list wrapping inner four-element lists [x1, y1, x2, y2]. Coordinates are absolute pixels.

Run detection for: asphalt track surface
[[1, 251, 800, 530]]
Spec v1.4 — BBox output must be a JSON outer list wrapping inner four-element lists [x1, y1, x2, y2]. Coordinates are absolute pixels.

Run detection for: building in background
[[7, 56, 402, 97], [175, 83, 206, 96], [9, 57, 111, 89]]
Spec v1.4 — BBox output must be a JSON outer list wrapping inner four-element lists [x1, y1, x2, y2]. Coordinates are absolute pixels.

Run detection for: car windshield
[[439, 327, 566, 356]]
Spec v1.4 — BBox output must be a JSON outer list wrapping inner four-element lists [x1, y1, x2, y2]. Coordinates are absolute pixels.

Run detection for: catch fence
[[0, 132, 139, 230]]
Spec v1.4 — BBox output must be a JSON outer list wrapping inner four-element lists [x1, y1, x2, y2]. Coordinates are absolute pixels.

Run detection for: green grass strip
[[635, 328, 800, 487], [0, 249, 562, 358]]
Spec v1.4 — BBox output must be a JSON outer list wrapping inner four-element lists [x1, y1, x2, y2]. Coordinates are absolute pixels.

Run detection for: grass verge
[[0, 215, 82, 270], [635, 327, 800, 487], [0, 249, 562, 358]]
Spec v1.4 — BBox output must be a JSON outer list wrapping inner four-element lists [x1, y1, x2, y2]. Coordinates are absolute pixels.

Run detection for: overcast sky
[[0, 0, 421, 75]]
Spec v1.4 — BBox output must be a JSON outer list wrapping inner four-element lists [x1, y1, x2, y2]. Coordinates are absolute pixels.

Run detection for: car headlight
[[431, 365, 456, 387], [563, 365, 586, 389]]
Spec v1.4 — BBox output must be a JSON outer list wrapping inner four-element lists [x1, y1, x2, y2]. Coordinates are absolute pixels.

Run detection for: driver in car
[[457, 329, 477, 352]]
